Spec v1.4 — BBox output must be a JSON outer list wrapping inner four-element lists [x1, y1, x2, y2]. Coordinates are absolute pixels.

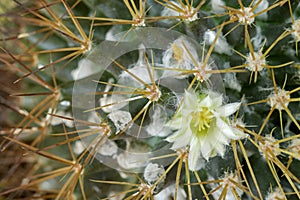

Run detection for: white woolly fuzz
[[143, 163, 165, 183]]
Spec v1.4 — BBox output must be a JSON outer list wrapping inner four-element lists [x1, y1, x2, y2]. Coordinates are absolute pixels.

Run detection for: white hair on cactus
[[143, 163, 165, 183], [108, 110, 132, 133], [254, 0, 269, 20], [211, 0, 225, 13], [203, 29, 232, 55]]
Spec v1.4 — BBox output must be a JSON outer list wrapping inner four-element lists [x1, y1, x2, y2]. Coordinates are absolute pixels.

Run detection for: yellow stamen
[[191, 107, 214, 135]]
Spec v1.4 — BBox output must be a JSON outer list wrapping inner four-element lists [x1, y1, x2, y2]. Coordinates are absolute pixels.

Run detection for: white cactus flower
[[166, 90, 246, 170]]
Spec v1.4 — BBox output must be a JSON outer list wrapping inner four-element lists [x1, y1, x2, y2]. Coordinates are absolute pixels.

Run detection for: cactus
[[1, 0, 300, 199]]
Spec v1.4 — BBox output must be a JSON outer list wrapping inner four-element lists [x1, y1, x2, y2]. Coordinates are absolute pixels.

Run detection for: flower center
[[191, 107, 214, 136]]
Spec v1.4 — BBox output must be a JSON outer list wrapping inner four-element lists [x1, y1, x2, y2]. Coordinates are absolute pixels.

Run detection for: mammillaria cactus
[[0, 0, 300, 199]]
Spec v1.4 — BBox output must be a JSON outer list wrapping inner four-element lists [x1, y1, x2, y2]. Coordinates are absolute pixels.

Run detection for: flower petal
[[207, 121, 229, 147], [198, 95, 213, 107], [199, 135, 216, 160], [165, 113, 190, 130], [216, 117, 240, 140], [215, 102, 240, 117], [166, 127, 192, 149], [214, 141, 226, 157], [189, 136, 202, 170], [208, 91, 223, 108], [182, 91, 198, 112]]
